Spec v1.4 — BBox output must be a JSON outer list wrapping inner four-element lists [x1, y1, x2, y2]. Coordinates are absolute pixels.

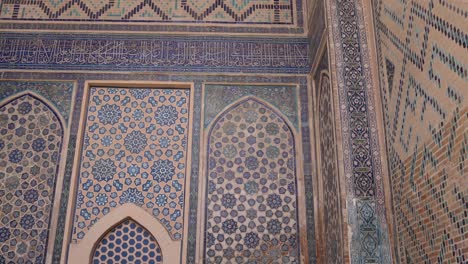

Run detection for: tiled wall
[[0, 3, 313, 262], [373, 0, 467, 262], [0, 74, 314, 264], [92, 219, 163, 263], [3, 0, 464, 263], [306, 0, 326, 62], [320, 79, 346, 263]]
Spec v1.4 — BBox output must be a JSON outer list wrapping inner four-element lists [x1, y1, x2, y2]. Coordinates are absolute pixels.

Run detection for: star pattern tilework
[[0, 94, 63, 264], [204, 98, 299, 263], [72, 87, 190, 242]]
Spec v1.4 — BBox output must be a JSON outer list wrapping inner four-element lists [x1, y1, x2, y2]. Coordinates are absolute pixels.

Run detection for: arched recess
[[68, 203, 179, 264], [92, 218, 163, 263], [0, 92, 65, 264], [200, 96, 303, 263], [315, 71, 345, 263]]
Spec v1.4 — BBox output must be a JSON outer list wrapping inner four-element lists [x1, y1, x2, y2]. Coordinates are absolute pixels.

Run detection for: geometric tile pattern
[[334, 3, 376, 198], [0, 74, 310, 264], [0, 33, 310, 74], [0, 0, 294, 24], [204, 84, 298, 129], [204, 98, 299, 263], [318, 74, 344, 263], [72, 87, 190, 242], [356, 199, 378, 260], [373, 0, 468, 262], [0, 94, 63, 264], [92, 219, 162, 264]]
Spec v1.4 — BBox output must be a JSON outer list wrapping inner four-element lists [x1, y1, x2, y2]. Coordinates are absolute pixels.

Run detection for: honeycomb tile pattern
[[92, 219, 162, 264], [0, 0, 294, 24], [204, 98, 299, 263], [373, 0, 468, 262], [318, 74, 344, 263], [73, 87, 190, 242], [0, 94, 63, 264]]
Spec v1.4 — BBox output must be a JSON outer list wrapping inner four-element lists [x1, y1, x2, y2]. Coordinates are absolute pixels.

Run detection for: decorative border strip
[[0, 0, 303, 34], [299, 76, 317, 262], [326, 0, 392, 263], [0, 33, 310, 73], [52, 134, 77, 263], [185, 82, 202, 264]]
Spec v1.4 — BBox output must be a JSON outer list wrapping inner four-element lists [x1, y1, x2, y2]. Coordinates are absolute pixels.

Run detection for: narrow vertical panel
[[0, 94, 64, 263]]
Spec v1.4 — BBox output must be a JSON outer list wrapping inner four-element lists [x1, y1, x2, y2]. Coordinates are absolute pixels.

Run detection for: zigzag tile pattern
[[0, 0, 294, 24], [373, 0, 468, 262]]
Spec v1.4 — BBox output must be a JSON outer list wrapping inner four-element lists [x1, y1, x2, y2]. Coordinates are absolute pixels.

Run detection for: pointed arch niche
[[0, 92, 66, 264], [198, 96, 306, 262], [92, 218, 162, 263], [68, 204, 179, 263]]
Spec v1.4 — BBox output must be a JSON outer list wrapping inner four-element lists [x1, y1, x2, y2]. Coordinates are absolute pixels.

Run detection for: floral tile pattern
[[73, 87, 190, 242], [92, 219, 162, 264], [0, 94, 63, 263], [204, 98, 299, 263]]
